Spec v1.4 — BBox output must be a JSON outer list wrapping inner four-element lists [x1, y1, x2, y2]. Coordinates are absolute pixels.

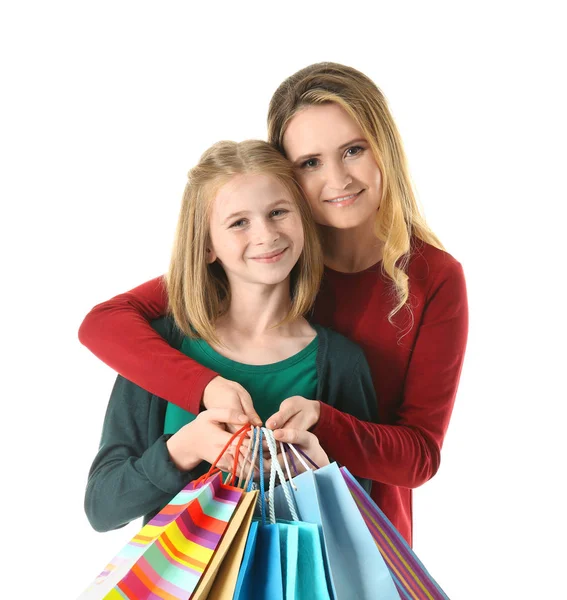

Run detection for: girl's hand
[[266, 396, 321, 431], [202, 376, 262, 429], [166, 408, 249, 472]]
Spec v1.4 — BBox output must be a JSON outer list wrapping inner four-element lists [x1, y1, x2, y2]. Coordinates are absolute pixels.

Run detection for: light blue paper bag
[[274, 462, 400, 600]]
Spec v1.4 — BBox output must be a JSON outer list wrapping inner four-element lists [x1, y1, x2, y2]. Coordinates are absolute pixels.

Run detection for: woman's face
[[207, 173, 304, 288], [283, 103, 383, 231]]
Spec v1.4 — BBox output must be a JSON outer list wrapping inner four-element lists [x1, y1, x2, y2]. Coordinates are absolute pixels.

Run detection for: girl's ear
[[206, 247, 217, 264]]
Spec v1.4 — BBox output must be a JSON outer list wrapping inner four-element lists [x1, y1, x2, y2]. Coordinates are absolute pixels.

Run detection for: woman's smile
[[323, 190, 363, 207]]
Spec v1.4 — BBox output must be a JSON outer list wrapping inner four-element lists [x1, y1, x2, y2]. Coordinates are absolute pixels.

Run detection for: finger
[[273, 428, 312, 446], [266, 406, 300, 430], [205, 407, 251, 426], [237, 390, 263, 427]]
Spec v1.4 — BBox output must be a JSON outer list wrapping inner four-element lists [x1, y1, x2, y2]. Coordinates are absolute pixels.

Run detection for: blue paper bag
[[274, 462, 400, 600], [233, 520, 284, 600]]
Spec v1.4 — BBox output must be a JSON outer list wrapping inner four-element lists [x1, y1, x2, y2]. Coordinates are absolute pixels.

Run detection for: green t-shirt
[[164, 335, 319, 433]]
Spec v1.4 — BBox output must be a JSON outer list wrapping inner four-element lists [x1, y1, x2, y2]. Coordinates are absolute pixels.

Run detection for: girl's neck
[[211, 280, 315, 364], [320, 222, 384, 273]]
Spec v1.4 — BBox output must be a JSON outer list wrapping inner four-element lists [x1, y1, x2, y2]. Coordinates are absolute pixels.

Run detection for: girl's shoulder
[[150, 315, 185, 350], [311, 323, 367, 360]]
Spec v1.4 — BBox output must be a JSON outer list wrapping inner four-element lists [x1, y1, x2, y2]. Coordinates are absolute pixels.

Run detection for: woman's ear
[[205, 247, 217, 264]]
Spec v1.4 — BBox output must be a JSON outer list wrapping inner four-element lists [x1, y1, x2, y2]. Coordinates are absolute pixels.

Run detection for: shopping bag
[[192, 487, 258, 599], [341, 468, 450, 600], [234, 428, 332, 600], [279, 520, 329, 600], [274, 462, 400, 600], [79, 425, 252, 600]]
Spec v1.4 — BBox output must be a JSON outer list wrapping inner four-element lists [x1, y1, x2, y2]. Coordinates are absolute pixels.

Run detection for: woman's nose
[[325, 160, 353, 190]]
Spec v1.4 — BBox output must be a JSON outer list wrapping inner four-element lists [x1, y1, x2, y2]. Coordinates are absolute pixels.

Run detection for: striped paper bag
[[341, 467, 450, 600], [78, 472, 244, 599]]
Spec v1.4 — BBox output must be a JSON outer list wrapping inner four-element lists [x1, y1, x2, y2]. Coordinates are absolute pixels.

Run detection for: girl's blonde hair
[[267, 62, 444, 323], [167, 140, 323, 346]]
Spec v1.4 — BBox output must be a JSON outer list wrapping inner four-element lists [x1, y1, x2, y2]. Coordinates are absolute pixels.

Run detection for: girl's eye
[[300, 157, 320, 169], [345, 145, 364, 158], [270, 209, 289, 218], [230, 219, 247, 229]]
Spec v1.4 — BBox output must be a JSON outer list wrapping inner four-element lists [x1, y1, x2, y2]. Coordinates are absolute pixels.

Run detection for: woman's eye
[[345, 145, 364, 157], [270, 209, 289, 218], [300, 158, 319, 169], [230, 219, 247, 228]]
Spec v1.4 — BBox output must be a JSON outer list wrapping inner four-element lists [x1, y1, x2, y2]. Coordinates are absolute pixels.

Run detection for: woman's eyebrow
[[292, 138, 367, 164]]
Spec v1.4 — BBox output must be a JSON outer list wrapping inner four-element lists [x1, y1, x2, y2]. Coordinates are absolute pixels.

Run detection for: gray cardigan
[[85, 317, 378, 532]]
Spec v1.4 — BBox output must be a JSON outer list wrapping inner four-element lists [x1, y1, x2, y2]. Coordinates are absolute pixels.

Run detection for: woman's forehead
[[283, 103, 365, 161]]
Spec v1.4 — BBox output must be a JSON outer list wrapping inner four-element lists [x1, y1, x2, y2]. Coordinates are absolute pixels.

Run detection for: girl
[[80, 63, 468, 545], [85, 140, 376, 532]]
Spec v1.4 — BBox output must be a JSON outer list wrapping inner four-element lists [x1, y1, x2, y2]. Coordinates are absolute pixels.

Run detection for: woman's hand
[[266, 396, 321, 431], [273, 428, 330, 473], [232, 428, 330, 482], [202, 376, 262, 430], [166, 408, 249, 472]]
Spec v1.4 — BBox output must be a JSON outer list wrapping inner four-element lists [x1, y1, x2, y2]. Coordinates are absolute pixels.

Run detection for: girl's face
[[207, 173, 304, 288], [282, 103, 383, 231]]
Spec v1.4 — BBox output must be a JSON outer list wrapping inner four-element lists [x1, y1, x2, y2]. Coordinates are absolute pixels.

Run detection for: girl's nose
[[252, 219, 280, 244]]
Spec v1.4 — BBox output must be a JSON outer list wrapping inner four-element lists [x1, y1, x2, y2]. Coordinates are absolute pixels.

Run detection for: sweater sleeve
[[78, 276, 218, 413], [312, 259, 468, 489], [84, 375, 205, 532]]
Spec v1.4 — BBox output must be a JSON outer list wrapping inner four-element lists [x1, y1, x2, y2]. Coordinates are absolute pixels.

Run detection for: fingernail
[[238, 415, 248, 423], [269, 420, 277, 428]]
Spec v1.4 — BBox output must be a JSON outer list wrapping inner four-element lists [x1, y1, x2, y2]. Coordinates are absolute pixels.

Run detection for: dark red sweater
[[78, 239, 468, 545]]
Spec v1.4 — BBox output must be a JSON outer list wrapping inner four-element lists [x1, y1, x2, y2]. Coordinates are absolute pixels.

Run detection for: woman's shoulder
[[408, 238, 465, 289]]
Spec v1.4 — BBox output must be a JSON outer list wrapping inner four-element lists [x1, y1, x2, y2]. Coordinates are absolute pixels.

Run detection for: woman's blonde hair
[[267, 62, 444, 324], [167, 140, 323, 346]]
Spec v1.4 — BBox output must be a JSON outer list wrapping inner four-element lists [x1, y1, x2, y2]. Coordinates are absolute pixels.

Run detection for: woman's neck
[[320, 223, 384, 273]]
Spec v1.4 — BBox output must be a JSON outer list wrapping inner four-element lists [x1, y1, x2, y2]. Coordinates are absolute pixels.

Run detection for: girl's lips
[[250, 248, 288, 263], [323, 190, 363, 207]]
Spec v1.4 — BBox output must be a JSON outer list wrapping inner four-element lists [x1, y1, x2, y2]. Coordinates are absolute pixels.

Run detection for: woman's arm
[[312, 259, 468, 488], [78, 277, 215, 413], [78, 278, 261, 426]]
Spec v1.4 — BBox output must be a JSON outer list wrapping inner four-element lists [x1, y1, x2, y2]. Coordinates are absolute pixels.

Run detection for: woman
[[79, 62, 468, 545]]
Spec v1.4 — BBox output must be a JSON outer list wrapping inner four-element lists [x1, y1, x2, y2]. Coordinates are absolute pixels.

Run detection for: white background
[[2, 1, 565, 598]]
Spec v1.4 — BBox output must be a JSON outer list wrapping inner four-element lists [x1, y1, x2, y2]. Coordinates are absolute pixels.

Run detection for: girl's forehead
[[213, 173, 291, 211]]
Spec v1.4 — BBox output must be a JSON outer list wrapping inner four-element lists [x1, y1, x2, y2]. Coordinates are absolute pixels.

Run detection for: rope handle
[[193, 424, 251, 487]]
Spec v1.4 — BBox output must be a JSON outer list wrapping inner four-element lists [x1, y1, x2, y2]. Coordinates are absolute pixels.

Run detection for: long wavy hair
[[167, 140, 323, 346], [267, 62, 444, 324]]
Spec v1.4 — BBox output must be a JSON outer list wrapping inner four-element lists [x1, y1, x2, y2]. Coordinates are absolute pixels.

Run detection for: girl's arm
[[312, 259, 468, 489], [84, 375, 200, 532], [85, 376, 248, 533], [79, 278, 261, 425]]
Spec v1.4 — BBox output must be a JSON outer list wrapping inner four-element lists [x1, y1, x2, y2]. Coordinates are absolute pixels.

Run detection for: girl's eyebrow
[[223, 198, 292, 224], [292, 138, 367, 165]]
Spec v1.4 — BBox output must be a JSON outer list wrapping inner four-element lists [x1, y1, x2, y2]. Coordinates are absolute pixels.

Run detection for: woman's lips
[[323, 190, 362, 207]]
